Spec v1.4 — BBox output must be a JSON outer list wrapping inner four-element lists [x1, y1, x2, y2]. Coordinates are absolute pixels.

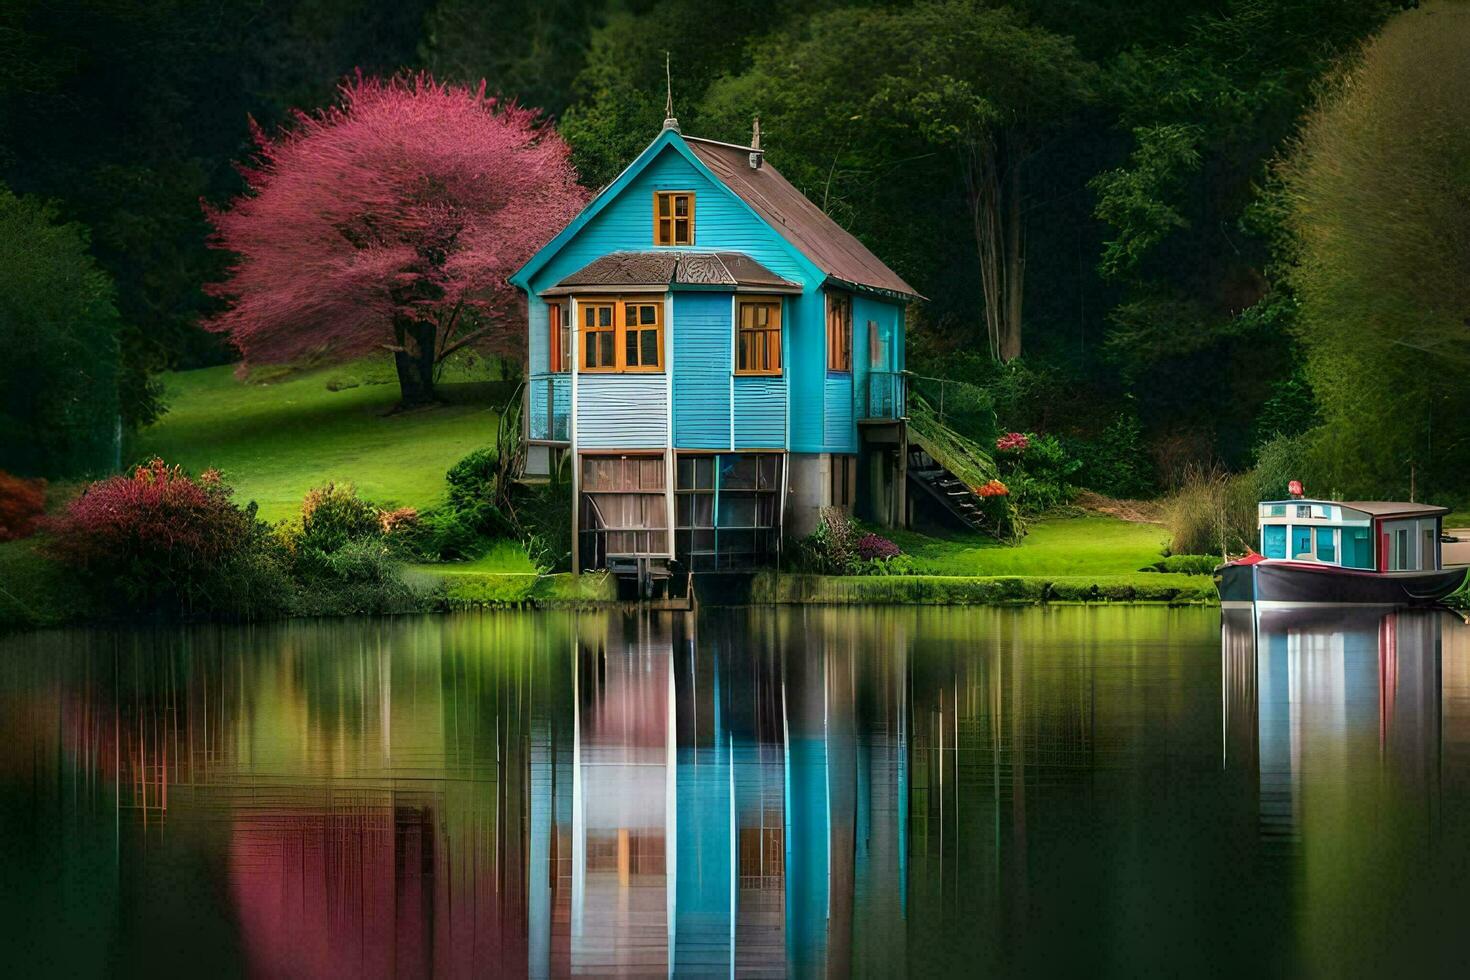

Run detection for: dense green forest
[[2, 0, 1463, 506]]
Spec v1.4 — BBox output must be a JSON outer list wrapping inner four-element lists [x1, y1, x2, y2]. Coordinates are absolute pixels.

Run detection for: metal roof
[[547, 250, 800, 294], [683, 136, 920, 300], [1340, 501, 1449, 518]]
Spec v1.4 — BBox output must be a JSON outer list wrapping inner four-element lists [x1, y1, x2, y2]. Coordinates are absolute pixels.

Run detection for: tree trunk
[[1001, 151, 1025, 361], [392, 315, 440, 409], [966, 132, 1026, 362]]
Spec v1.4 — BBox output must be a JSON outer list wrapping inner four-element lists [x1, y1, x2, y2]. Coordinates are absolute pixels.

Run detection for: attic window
[[655, 192, 694, 245]]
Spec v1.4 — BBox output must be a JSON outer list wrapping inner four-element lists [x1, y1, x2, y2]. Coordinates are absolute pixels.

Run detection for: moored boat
[[1215, 497, 1466, 609]]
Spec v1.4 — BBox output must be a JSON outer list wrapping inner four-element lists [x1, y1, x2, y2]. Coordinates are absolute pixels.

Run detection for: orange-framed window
[[826, 291, 852, 372], [580, 296, 664, 373], [622, 300, 663, 371], [654, 191, 694, 246], [548, 302, 570, 372], [736, 297, 782, 375], [582, 301, 616, 371]]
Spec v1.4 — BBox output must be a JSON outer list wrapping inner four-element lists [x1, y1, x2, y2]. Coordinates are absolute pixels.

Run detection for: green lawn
[[408, 539, 539, 577], [135, 360, 510, 522], [890, 516, 1174, 578]]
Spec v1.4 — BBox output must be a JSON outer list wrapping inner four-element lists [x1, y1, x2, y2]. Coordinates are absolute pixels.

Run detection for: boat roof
[[1262, 499, 1448, 518]]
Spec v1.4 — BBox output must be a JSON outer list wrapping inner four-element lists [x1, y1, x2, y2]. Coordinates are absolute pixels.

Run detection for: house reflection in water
[[531, 612, 912, 977]]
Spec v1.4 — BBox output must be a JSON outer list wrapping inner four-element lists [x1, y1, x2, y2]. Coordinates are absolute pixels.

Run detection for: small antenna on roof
[[662, 52, 680, 133]]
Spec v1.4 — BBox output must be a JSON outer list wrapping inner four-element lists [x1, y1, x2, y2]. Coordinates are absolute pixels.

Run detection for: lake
[[3, 606, 1470, 977]]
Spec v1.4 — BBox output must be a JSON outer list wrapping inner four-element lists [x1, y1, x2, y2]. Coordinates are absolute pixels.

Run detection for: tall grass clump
[[1163, 466, 1257, 559]]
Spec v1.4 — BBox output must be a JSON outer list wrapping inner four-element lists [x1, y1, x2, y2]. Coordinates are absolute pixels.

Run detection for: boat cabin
[[1257, 499, 1447, 572]]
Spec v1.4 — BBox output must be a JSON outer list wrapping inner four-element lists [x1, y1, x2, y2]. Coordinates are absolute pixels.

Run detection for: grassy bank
[[741, 571, 1214, 606], [890, 517, 1174, 580], [134, 359, 511, 522]]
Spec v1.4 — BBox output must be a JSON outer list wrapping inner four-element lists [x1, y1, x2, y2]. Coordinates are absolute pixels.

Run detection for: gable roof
[[684, 137, 918, 300], [546, 250, 799, 294], [511, 127, 918, 301]]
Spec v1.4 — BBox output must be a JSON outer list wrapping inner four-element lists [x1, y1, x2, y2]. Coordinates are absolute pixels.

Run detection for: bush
[[1147, 554, 1220, 575], [1066, 413, 1155, 499], [856, 532, 900, 561], [277, 482, 423, 615], [511, 467, 574, 571], [0, 471, 46, 541], [1000, 433, 1081, 515], [798, 507, 860, 573], [44, 458, 289, 617], [858, 554, 918, 576]]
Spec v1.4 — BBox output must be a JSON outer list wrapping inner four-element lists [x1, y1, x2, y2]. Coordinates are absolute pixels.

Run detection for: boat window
[[1343, 527, 1374, 568], [1424, 526, 1437, 570], [1267, 504, 1286, 517], [1395, 528, 1410, 570], [1316, 527, 1336, 563], [1263, 525, 1286, 559], [1296, 505, 1311, 519], [1291, 526, 1313, 560]]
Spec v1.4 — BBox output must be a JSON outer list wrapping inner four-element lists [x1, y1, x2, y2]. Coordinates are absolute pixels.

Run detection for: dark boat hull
[[1214, 560, 1465, 608]]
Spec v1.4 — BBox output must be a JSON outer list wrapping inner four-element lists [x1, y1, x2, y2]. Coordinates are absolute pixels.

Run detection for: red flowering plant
[[44, 459, 286, 616], [0, 470, 46, 542], [996, 432, 1030, 452], [976, 479, 1010, 497]]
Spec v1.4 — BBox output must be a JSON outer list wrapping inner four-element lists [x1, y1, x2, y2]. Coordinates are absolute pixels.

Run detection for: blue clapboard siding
[[527, 143, 816, 294], [672, 292, 731, 448], [576, 373, 667, 449], [823, 374, 856, 452], [735, 375, 786, 448], [527, 297, 549, 375], [787, 291, 826, 454]]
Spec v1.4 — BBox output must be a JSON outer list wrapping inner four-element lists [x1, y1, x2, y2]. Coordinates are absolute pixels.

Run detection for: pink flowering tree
[[206, 73, 588, 407]]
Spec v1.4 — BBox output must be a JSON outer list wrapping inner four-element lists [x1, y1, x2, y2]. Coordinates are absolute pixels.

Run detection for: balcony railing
[[527, 373, 570, 442], [858, 370, 906, 421]]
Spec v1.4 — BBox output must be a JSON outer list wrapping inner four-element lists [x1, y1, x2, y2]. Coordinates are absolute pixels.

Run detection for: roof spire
[[662, 52, 680, 133], [749, 116, 763, 169]]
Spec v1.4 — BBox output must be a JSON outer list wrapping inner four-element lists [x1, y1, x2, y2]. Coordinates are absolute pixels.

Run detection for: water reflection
[[3, 607, 1470, 976]]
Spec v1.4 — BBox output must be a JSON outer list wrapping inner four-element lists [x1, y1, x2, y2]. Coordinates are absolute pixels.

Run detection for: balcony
[[857, 370, 906, 422], [527, 373, 570, 443]]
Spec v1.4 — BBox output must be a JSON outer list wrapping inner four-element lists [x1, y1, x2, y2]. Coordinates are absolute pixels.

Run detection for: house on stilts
[[511, 116, 918, 582]]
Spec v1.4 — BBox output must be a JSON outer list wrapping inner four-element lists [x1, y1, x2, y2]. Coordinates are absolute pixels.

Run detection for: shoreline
[[2, 566, 1218, 631]]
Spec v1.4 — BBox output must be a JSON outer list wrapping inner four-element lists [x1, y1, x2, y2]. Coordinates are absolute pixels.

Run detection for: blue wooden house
[[511, 118, 917, 574]]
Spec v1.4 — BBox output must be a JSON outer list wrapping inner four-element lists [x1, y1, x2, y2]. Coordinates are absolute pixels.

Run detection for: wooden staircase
[[906, 445, 988, 532]]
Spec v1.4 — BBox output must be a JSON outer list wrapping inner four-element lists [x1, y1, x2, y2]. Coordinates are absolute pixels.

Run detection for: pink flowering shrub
[[996, 431, 1030, 452], [0, 470, 46, 542], [45, 459, 287, 616]]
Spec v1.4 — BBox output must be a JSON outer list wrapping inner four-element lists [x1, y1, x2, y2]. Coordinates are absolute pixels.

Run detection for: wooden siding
[[576, 373, 668, 449], [735, 375, 786, 449], [527, 144, 815, 295], [672, 292, 731, 448]]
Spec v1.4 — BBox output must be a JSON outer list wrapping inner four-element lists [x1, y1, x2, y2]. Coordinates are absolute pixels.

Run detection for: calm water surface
[[4, 606, 1470, 977]]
